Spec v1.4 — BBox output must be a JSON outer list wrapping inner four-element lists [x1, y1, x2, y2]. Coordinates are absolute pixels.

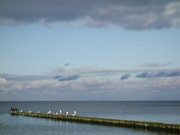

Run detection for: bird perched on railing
[[54, 112, 58, 115], [46, 110, 51, 114], [64, 112, 68, 116], [71, 111, 76, 116], [10, 108, 19, 112], [59, 110, 62, 115], [28, 110, 32, 113]]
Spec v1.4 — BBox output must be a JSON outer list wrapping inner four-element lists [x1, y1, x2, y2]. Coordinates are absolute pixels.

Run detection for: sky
[[0, 0, 180, 101]]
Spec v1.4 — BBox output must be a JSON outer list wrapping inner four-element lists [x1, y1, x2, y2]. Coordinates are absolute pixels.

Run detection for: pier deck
[[10, 111, 180, 133]]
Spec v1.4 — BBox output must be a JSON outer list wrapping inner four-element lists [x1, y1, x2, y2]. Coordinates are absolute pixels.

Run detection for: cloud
[[136, 71, 180, 78], [120, 74, 130, 80], [1, 66, 180, 101], [1, 74, 180, 100], [57, 74, 80, 81], [72, 65, 139, 76], [141, 63, 169, 67], [0, 77, 14, 87], [136, 72, 150, 78], [0, 74, 54, 81], [0, 0, 180, 30], [81, 16, 111, 28], [0, 77, 51, 91], [65, 63, 70, 67], [54, 75, 61, 80], [2, 66, 180, 83], [51, 65, 180, 80]]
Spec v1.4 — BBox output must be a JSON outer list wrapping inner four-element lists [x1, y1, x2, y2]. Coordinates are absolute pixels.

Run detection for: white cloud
[[0, 77, 53, 91], [0, 78, 14, 90], [80, 16, 110, 28], [1, 65, 180, 100], [164, 2, 180, 16], [0, 75, 180, 100]]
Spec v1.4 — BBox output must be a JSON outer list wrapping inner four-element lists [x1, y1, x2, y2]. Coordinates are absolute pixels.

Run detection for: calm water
[[0, 101, 180, 135]]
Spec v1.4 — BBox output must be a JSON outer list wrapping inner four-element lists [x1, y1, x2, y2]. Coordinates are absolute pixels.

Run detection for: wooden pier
[[10, 111, 180, 133]]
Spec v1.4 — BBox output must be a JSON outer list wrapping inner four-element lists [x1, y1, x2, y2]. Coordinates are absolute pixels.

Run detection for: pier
[[10, 111, 180, 133]]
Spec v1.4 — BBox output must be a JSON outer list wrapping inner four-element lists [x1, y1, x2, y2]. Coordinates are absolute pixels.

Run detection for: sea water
[[0, 101, 180, 135]]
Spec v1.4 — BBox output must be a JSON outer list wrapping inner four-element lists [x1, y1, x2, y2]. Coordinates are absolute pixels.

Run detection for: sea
[[0, 101, 180, 135]]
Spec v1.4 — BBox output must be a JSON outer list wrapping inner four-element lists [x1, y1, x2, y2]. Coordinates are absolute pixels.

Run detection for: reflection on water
[[0, 101, 180, 135]]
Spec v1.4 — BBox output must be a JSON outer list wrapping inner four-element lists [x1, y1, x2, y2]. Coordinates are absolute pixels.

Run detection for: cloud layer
[[1, 75, 180, 100], [136, 71, 180, 78], [1, 66, 180, 100], [140, 63, 170, 68], [54, 74, 80, 81], [0, 0, 180, 29]]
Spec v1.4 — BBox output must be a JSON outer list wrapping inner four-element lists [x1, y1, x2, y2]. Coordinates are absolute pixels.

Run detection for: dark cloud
[[58, 75, 80, 81], [65, 63, 70, 67], [0, 0, 180, 29], [168, 71, 180, 77], [120, 74, 130, 80], [136, 71, 180, 78], [54, 75, 61, 80], [136, 72, 150, 78]]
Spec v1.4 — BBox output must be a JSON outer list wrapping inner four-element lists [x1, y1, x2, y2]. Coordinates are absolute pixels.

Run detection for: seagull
[[46, 110, 51, 114], [59, 110, 62, 115], [28, 110, 32, 113], [20, 110, 22, 112], [64, 112, 68, 116], [54, 112, 58, 115], [71, 111, 76, 116]]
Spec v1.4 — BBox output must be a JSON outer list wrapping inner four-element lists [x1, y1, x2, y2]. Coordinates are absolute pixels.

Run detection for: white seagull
[[59, 110, 62, 115], [28, 110, 32, 113], [71, 111, 76, 116], [20, 110, 22, 112], [64, 112, 68, 116], [46, 110, 51, 114]]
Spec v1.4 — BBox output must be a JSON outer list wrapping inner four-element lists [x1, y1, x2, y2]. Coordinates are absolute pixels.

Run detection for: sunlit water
[[0, 101, 180, 135]]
